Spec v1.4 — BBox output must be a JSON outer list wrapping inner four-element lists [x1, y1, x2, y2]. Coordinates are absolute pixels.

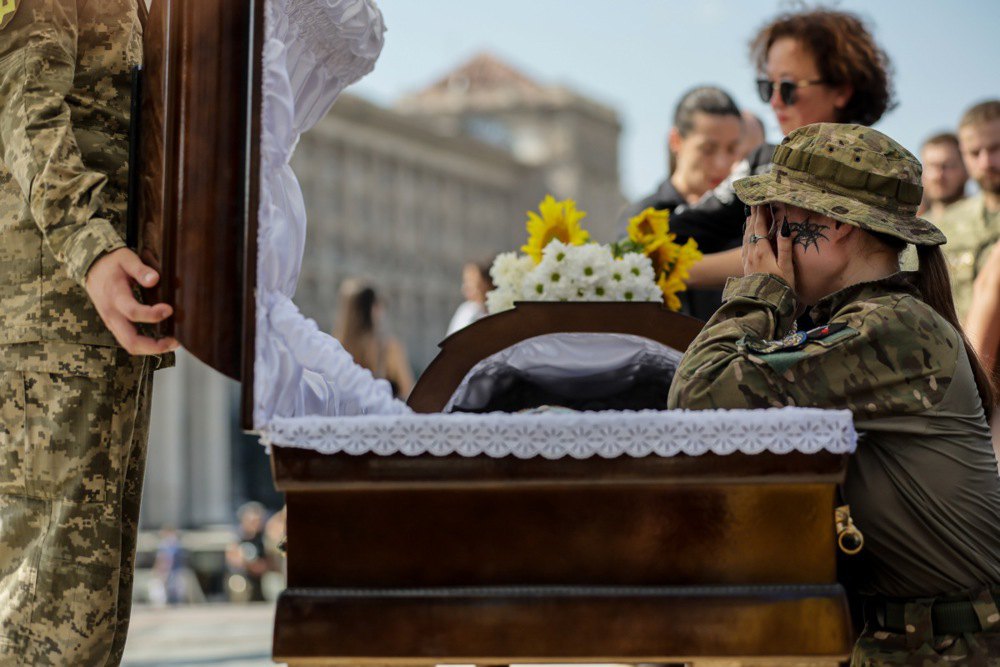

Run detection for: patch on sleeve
[[0, 0, 19, 31], [741, 322, 857, 355]]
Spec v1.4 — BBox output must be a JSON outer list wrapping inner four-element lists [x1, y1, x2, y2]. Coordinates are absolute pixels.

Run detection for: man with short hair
[[937, 100, 1000, 323], [919, 132, 968, 222]]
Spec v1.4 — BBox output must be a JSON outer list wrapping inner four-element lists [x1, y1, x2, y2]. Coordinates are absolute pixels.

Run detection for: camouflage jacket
[[0, 0, 141, 348], [668, 272, 1000, 597], [936, 193, 1000, 322]]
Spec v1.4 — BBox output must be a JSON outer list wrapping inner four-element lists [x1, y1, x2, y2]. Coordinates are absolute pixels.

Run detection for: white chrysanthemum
[[617, 252, 657, 283], [608, 253, 658, 302], [540, 239, 571, 264], [527, 247, 575, 301], [485, 287, 517, 314], [571, 243, 614, 287], [490, 252, 533, 291]]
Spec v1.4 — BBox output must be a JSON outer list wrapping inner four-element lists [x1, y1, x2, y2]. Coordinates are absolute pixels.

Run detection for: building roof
[[409, 52, 546, 100], [396, 51, 618, 125]]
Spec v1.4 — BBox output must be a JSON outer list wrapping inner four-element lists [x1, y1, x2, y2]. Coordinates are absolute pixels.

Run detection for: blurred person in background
[[672, 8, 896, 294], [919, 132, 968, 223], [937, 101, 1000, 324], [262, 507, 287, 601], [947, 100, 1000, 467], [150, 526, 203, 605], [446, 260, 494, 335], [333, 278, 415, 398], [623, 85, 743, 319], [966, 240, 1000, 469], [225, 502, 270, 603], [737, 109, 767, 161]]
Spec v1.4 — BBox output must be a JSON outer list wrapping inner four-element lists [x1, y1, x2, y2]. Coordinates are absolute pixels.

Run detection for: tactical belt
[[865, 588, 1000, 636]]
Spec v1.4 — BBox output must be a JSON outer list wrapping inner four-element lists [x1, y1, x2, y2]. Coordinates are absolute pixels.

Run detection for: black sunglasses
[[756, 78, 827, 106]]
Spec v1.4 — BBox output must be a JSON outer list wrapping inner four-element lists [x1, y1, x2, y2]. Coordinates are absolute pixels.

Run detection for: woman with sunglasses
[[671, 8, 896, 298], [668, 122, 1000, 664]]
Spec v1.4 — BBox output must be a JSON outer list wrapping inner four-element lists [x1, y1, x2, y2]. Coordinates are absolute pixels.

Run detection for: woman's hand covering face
[[742, 204, 796, 291]]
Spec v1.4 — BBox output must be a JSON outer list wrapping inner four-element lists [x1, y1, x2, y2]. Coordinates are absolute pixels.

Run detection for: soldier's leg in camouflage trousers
[[0, 345, 152, 666], [106, 358, 153, 666]]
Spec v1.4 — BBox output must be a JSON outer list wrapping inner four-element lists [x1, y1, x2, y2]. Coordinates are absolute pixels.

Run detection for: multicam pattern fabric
[[852, 589, 1000, 665], [666, 272, 952, 413], [935, 194, 1000, 321], [734, 123, 946, 247], [0, 0, 141, 347], [0, 342, 153, 665]]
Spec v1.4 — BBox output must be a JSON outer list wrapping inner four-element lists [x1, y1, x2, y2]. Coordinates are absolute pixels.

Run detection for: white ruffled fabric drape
[[255, 0, 410, 428]]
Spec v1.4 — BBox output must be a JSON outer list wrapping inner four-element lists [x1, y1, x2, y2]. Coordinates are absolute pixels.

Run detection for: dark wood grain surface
[[137, 0, 261, 383]]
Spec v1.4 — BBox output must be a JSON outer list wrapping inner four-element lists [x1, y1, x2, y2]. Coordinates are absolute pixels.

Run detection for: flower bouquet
[[486, 195, 702, 314]]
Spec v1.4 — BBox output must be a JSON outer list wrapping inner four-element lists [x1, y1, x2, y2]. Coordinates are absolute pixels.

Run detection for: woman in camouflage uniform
[[667, 122, 1000, 665]]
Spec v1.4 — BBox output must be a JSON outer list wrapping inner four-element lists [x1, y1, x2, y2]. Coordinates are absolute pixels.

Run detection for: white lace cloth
[[255, 0, 410, 428], [261, 407, 857, 459]]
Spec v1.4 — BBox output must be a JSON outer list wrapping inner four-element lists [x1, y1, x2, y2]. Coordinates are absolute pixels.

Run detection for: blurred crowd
[[145, 503, 286, 605]]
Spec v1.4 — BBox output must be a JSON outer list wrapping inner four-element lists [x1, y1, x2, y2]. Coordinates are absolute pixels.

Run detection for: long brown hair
[[333, 279, 380, 372], [915, 245, 997, 408]]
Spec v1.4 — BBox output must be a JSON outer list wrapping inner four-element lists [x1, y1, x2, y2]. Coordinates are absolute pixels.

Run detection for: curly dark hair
[[750, 8, 896, 127]]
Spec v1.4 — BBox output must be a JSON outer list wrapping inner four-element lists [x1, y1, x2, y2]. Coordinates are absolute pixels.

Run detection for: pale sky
[[351, 0, 1000, 201]]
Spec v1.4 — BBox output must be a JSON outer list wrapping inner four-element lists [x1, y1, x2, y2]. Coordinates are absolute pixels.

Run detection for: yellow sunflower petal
[[522, 195, 590, 263]]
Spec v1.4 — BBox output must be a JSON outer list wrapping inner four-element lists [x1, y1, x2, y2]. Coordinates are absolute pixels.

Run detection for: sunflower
[[521, 195, 590, 263], [627, 207, 671, 250], [656, 238, 703, 311]]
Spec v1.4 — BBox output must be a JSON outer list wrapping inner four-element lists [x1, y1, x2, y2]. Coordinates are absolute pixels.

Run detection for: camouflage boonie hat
[[733, 123, 946, 246]]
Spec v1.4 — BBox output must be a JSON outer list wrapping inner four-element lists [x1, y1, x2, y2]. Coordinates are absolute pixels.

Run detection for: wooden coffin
[[271, 449, 852, 665], [271, 305, 855, 664], [134, 0, 263, 425]]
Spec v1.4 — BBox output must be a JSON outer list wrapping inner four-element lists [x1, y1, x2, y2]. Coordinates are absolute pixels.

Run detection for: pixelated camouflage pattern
[[0, 0, 142, 348], [934, 194, 1000, 321], [851, 589, 1000, 665], [0, 1, 18, 31], [0, 342, 153, 665], [734, 123, 947, 247]]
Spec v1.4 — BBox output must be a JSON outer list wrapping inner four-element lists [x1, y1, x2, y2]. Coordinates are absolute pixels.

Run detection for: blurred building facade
[[295, 52, 624, 371], [141, 53, 624, 528]]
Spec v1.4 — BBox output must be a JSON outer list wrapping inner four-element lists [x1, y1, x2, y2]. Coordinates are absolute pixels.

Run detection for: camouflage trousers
[[851, 588, 1000, 666], [0, 343, 154, 666]]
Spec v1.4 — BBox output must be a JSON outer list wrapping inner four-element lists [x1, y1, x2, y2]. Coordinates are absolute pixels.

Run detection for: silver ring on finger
[[747, 234, 767, 244]]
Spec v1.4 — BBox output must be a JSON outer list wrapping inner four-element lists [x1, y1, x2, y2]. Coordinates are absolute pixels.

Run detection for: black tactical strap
[[869, 588, 1000, 636]]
